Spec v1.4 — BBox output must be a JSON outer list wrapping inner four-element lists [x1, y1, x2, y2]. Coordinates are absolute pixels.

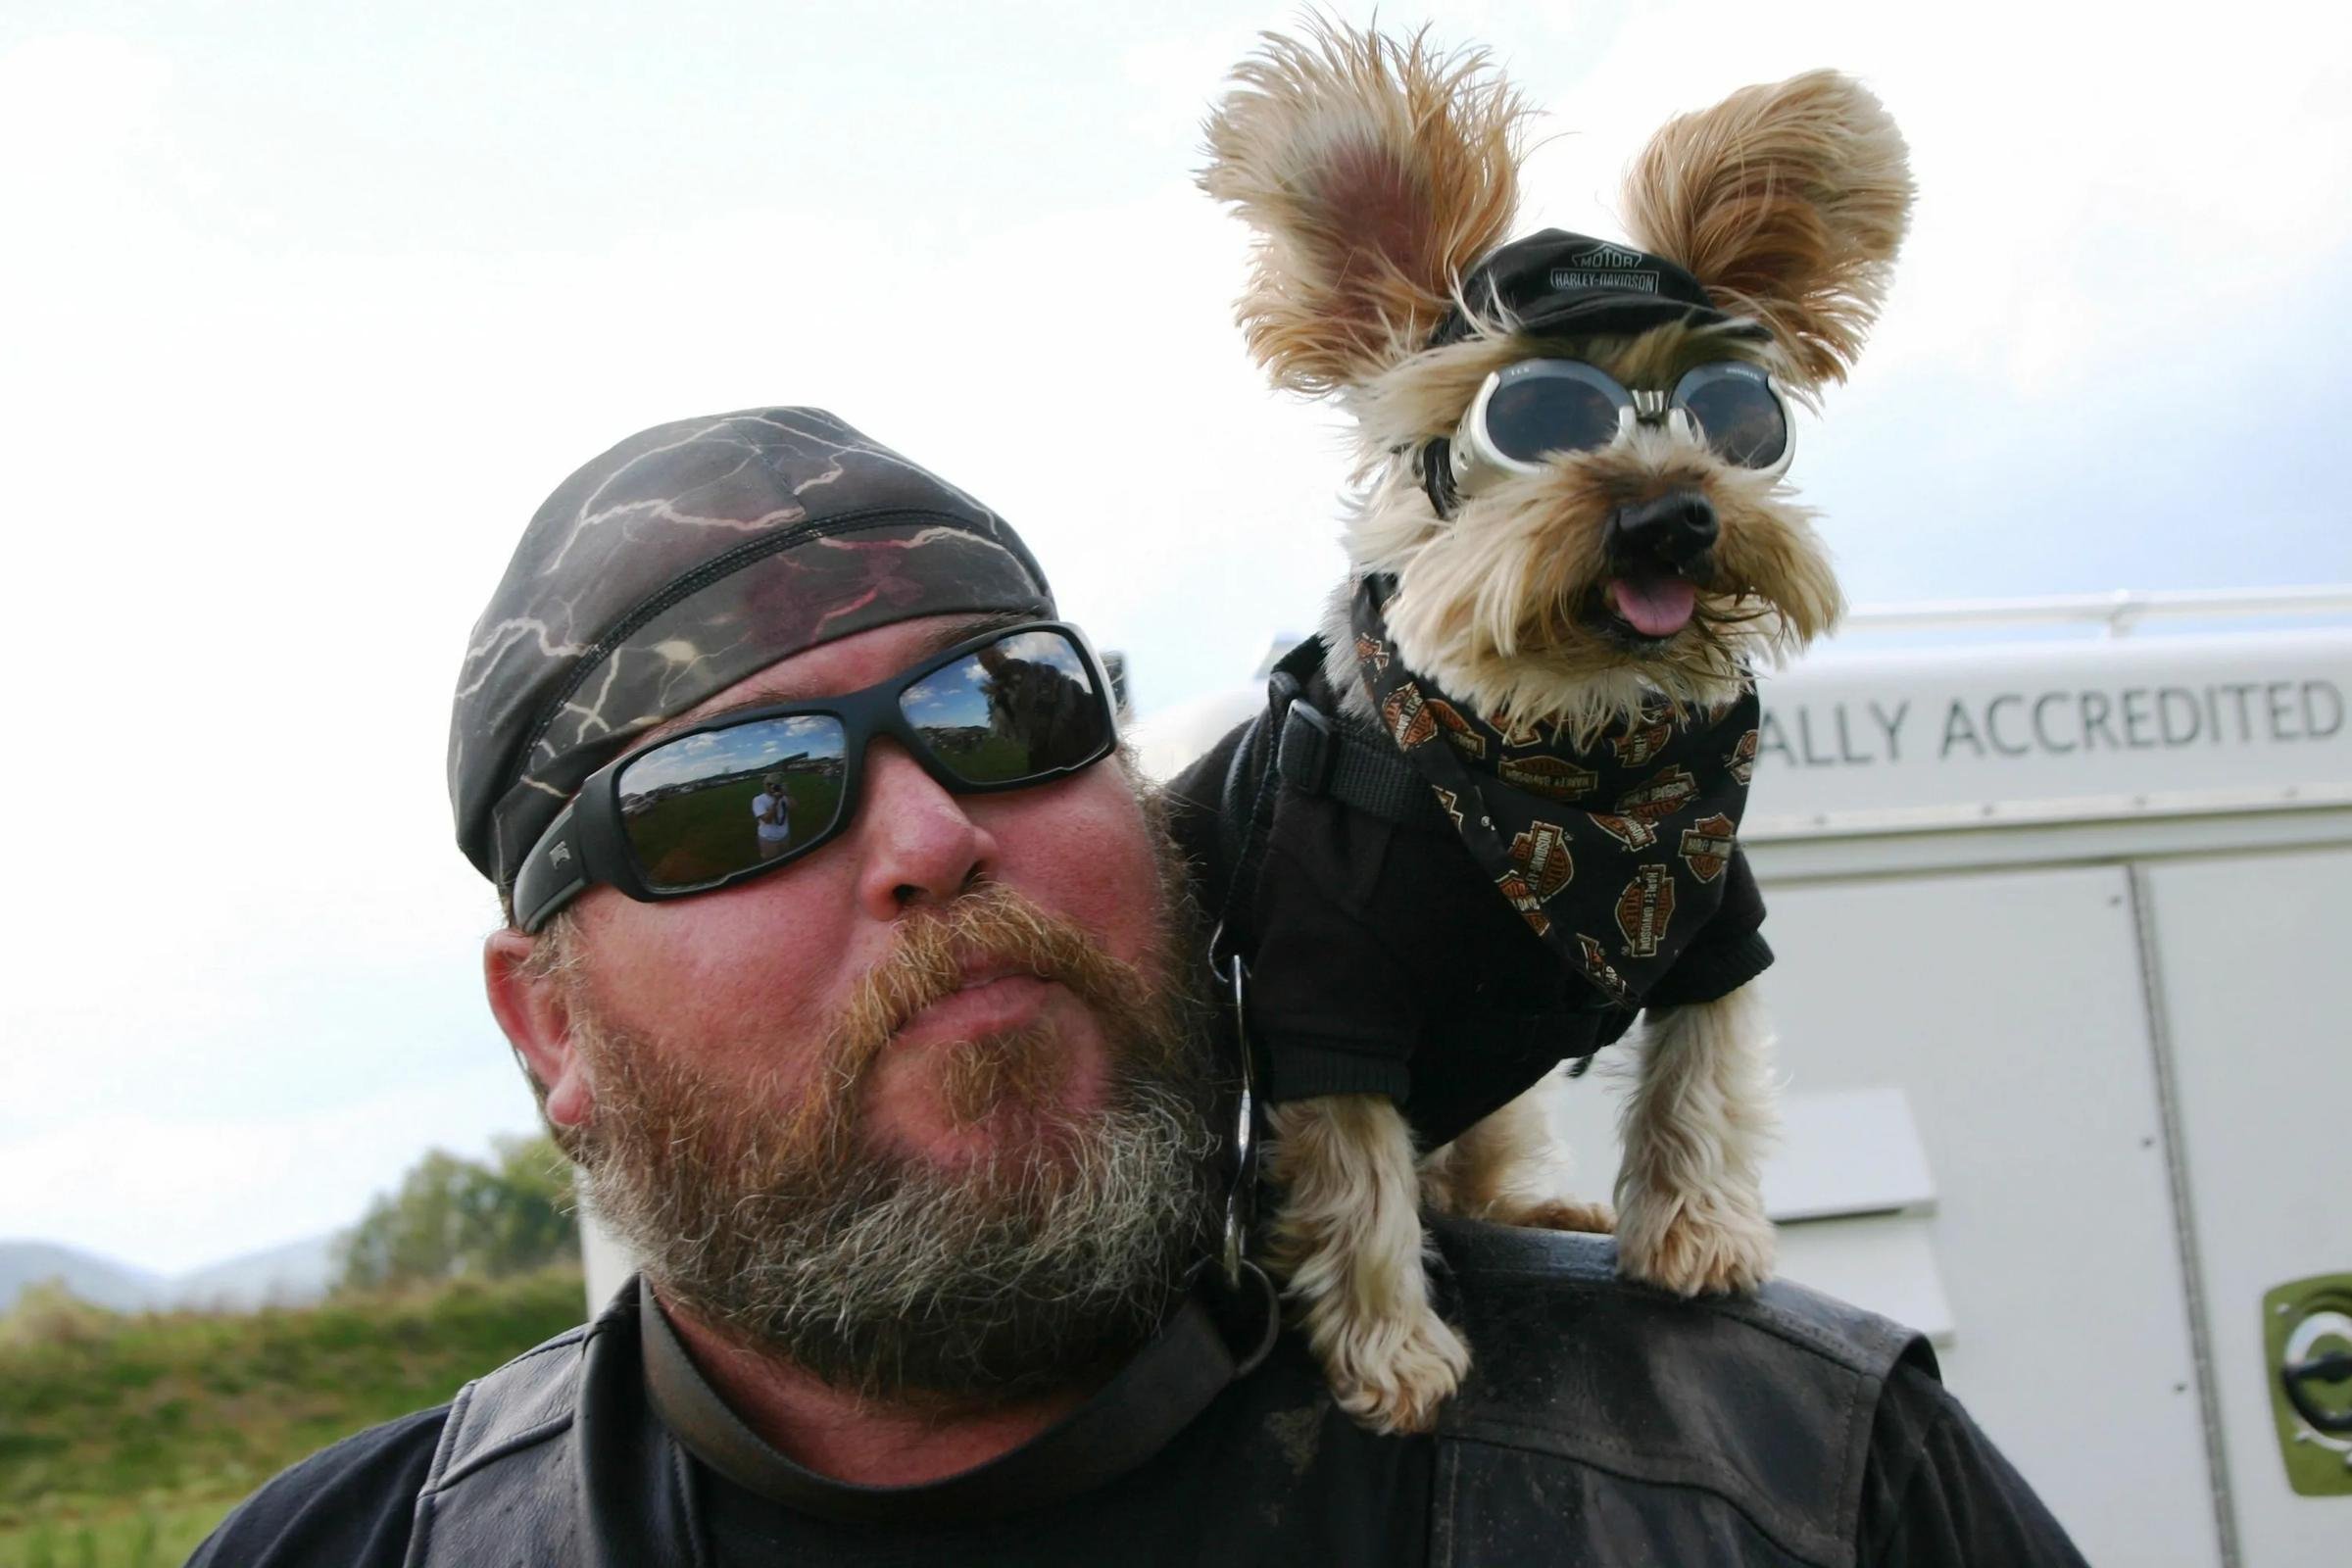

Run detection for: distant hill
[[0, 1241, 166, 1313], [0, 1233, 343, 1315], [167, 1233, 342, 1310]]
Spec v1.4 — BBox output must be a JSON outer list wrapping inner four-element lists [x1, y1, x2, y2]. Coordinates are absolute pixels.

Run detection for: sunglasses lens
[[1676, 366, 1788, 469], [1484, 372, 1621, 465], [903, 628, 1112, 786], [617, 714, 850, 891]]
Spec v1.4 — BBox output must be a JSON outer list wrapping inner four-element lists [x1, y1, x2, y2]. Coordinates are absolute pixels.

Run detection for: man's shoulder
[[1432, 1217, 1934, 1567], [184, 1405, 451, 1568], [1437, 1215, 1926, 1382], [185, 1316, 604, 1568]]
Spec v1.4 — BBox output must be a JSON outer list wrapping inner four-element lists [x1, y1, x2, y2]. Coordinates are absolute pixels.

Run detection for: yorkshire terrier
[[1197, 20, 1911, 1433]]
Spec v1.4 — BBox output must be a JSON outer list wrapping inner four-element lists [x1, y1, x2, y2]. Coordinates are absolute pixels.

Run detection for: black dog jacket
[[1169, 608, 1771, 1150]]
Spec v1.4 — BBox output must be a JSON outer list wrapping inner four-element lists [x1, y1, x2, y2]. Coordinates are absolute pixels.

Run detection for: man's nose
[[852, 739, 996, 918]]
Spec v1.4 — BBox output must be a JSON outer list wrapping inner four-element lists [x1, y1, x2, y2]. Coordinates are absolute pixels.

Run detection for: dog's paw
[[1312, 1299, 1472, 1436], [1508, 1197, 1617, 1236], [1614, 1187, 1774, 1297]]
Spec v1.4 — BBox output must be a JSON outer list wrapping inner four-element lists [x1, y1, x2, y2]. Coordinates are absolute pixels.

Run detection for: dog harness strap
[[1210, 709, 1283, 966], [1349, 575, 1764, 1010], [1273, 700, 1437, 829], [1215, 636, 1437, 961]]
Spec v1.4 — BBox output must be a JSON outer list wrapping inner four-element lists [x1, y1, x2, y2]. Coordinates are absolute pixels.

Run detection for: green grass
[[927, 729, 1044, 780], [0, 1267, 587, 1568], [0, 1500, 223, 1568], [625, 768, 845, 886]]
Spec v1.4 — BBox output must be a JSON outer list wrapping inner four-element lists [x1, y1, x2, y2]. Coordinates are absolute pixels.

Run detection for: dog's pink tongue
[[1610, 575, 1697, 637]]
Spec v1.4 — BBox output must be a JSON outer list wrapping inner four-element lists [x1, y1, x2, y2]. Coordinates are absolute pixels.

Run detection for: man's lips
[[894, 969, 1054, 1048]]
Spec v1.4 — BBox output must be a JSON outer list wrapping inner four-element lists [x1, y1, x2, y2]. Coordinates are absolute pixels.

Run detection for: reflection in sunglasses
[[912, 635, 1102, 784], [620, 717, 851, 890]]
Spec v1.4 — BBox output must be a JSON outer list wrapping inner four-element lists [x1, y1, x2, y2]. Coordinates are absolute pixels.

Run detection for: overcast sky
[[4, 0, 2348, 1275]]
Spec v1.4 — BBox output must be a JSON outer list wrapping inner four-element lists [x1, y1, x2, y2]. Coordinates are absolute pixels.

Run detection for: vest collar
[[638, 1268, 1277, 1526]]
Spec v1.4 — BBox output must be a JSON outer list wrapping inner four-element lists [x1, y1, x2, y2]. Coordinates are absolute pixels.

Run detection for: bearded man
[[187, 409, 2086, 1566]]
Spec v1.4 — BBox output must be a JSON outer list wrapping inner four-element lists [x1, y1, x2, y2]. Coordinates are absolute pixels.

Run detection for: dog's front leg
[[1613, 983, 1778, 1296], [1266, 1093, 1469, 1434]]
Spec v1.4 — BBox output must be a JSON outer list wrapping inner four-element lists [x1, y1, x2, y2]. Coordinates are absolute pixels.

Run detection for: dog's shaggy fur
[[1201, 18, 1911, 1434]]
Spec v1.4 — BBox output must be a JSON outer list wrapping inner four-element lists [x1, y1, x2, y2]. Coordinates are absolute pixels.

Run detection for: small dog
[[1198, 20, 1911, 1432]]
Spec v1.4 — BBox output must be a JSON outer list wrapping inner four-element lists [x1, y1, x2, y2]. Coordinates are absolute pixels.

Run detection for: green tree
[[0, 1278, 117, 1347], [336, 1135, 578, 1291]]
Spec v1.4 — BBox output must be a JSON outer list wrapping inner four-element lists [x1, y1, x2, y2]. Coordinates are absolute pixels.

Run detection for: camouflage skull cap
[[449, 408, 1055, 892]]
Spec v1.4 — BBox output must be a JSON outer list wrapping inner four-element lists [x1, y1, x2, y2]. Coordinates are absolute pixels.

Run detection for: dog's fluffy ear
[[1200, 20, 1527, 398], [1624, 72, 1912, 392]]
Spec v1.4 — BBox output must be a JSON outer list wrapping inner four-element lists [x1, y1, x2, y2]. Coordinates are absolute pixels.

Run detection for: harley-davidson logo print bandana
[[1351, 575, 1759, 1007]]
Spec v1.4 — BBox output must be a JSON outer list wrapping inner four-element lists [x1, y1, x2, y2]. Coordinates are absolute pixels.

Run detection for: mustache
[[783, 881, 1162, 1162], [858, 880, 1147, 1036]]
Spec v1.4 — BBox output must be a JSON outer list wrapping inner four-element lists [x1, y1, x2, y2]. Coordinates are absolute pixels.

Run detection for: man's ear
[[484, 928, 593, 1131], [1622, 71, 1913, 394], [1200, 19, 1528, 397]]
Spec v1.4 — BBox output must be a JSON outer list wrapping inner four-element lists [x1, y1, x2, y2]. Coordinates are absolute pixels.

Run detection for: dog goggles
[[1449, 358, 1794, 497], [512, 621, 1119, 933]]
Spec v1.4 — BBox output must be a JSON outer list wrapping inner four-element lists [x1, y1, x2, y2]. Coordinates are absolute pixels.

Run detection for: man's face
[[562, 615, 1170, 1151], [502, 613, 1219, 1398]]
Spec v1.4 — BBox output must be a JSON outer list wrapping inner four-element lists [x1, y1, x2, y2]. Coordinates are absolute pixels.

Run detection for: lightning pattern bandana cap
[[450, 408, 1054, 891]]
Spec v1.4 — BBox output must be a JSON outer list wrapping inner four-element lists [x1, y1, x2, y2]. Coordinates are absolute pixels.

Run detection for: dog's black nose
[[1607, 492, 1718, 565]]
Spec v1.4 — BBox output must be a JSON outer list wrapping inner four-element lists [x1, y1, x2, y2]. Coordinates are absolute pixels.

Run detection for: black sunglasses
[[513, 621, 1119, 933]]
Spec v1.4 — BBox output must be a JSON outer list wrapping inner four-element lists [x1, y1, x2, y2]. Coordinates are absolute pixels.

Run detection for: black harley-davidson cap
[[1429, 227, 1761, 347]]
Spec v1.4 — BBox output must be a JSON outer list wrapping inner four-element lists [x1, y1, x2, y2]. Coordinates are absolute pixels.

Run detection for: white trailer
[[1135, 588, 2352, 1568]]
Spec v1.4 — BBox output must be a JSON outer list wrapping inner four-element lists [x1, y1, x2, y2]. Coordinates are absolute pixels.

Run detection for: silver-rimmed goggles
[[1449, 358, 1795, 497]]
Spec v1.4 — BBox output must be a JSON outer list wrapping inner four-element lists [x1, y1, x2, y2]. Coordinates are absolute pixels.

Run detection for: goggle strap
[[1419, 437, 1460, 520]]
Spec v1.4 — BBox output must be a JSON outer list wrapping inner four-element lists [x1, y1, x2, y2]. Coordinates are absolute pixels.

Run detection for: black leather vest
[[403, 1222, 1929, 1568]]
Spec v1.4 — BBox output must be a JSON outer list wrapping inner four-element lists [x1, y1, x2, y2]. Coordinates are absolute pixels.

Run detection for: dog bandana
[[1349, 574, 1761, 1010], [1168, 620, 1770, 1143]]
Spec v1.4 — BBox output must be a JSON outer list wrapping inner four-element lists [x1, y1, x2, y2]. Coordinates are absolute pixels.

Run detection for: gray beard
[[581, 1064, 1217, 1400], [561, 883, 1223, 1403]]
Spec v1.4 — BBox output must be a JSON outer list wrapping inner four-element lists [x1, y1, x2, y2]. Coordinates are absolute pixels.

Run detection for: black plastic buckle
[[1276, 698, 1337, 797]]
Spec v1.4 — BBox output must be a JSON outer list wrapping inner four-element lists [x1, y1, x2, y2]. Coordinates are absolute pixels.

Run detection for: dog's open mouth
[[1595, 568, 1699, 641]]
